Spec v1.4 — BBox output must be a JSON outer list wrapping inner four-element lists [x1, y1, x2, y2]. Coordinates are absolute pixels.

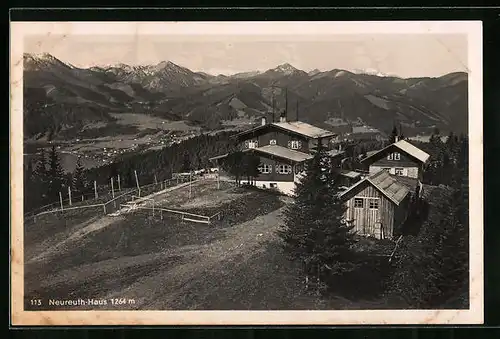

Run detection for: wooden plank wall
[[345, 184, 394, 239]]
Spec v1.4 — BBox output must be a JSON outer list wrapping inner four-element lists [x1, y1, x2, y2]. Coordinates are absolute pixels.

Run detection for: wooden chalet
[[210, 113, 339, 196], [360, 138, 430, 180], [339, 170, 421, 239]]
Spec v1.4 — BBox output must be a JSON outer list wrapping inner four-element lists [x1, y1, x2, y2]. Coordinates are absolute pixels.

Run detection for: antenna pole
[[271, 87, 275, 123], [285, 87, 288, 118], [296, 100, 299, 122]]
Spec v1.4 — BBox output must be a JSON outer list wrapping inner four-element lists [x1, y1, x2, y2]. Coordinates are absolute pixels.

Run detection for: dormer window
[[289, 140, 302, 150], [245, 139, 258, 149], [269, 139, 277, 145], [387, 152, 401, 160]]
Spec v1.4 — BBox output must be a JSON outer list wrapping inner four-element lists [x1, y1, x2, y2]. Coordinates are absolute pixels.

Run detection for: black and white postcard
[[10, 21, 483, 325]]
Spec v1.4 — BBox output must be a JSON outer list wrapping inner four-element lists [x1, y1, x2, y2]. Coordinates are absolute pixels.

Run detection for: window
[[276, 164, 292, 174], [369, 199, 379, 209], [395, 168, 404, 176], [289, 140, 302, 150], [383, 168, 391, 172], [258, 164, 272, 174], [387, 152, 400, 160], [270, 183, 277, 188], [247, 140, 258, 149], [269, 139, 277, 145], [354, 198, 364, 208]]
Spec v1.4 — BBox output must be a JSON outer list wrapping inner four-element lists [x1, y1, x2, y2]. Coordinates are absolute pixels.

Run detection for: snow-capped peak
[[23, 52, 73, 70], [308, 68, 321, 76], [273, 63, 299, 75], [353, 68, 391, 77]]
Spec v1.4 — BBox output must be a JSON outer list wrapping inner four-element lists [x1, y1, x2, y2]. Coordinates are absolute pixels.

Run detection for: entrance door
[[367, 198, 380, 236]]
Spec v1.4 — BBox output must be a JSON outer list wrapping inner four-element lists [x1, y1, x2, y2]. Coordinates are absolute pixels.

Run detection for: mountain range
[[23, 53, 468, 139]]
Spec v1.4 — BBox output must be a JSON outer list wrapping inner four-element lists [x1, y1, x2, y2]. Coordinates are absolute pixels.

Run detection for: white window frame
[[369, 198, 379, 209], [276, 164, 292, 174], [269, 139, 277, 145], [258, 163, 272, 174], [354, 197, 364, 208], [387, 153, 394, 160], [248, 139, 258, 149], [395, 167, 404, 176], [290, 140, 301, 150], [394, 152, 401, 160]]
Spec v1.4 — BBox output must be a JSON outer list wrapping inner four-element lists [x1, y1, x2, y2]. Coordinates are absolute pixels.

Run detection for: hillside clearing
[[24, 178, 397, 311]]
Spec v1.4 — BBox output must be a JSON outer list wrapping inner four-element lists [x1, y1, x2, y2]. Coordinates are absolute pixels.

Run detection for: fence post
[[94, 181, 98, 199], [103, 204, 107, 215], [154, 174, 158, 185], [59, 192, 64, 210], [68, 186, 72, 206], [134, 170, 141, 197], [111, 177, 115, 199], [189, 172, 192, 199], [117, 174, 121, 191]]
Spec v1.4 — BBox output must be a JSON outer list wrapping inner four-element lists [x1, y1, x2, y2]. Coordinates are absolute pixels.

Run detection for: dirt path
[[101, 204, 288, 309], [27, 198, 303, 310]]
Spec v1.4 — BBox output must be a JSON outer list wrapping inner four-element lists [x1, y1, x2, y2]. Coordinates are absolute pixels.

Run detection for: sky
[[24, 34, 468, 78]]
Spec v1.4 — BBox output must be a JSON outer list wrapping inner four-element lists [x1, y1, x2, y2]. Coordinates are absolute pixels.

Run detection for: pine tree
[[33, 148, 48, 179], [222, 151, 244, 186], [47, 145, 66, 201], [278, 143, 357, 288], [241, 154, 261, 185], [72, 157, 88, 197]]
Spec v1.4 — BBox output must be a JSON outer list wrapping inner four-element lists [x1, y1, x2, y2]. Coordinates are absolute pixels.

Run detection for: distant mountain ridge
[[23, 53, 468, 139]]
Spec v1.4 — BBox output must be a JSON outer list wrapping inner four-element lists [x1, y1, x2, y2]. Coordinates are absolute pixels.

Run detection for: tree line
[[387, 130, 469, 308], [24, 146, 89, 212]]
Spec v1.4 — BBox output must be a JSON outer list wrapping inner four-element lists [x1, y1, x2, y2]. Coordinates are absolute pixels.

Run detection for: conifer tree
[[72, 157, 88, 197], [278, 143, 357, 287], [47, 145, 66, 201], [33, 148, 48, 179]]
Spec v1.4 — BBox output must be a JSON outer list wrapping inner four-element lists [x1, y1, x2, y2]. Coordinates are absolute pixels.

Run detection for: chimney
[[261, 116, 267, 126], [395, 136, 399, 143], [279, 111, 286, 123]]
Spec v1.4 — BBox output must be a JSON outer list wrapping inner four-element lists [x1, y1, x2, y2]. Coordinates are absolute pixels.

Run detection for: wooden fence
[[26, 176, 192, 223]]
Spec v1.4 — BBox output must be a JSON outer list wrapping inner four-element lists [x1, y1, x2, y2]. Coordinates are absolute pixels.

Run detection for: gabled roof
[[339, 170, 363, 179], [209, 153, 229, 162], [234, 120, 336, 140], [327, 149, 346, 158], [361, 139, 430, 164], [340, 170, 411, 205], [248, 145, 313, 163], [272, 121, 336, 138]]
